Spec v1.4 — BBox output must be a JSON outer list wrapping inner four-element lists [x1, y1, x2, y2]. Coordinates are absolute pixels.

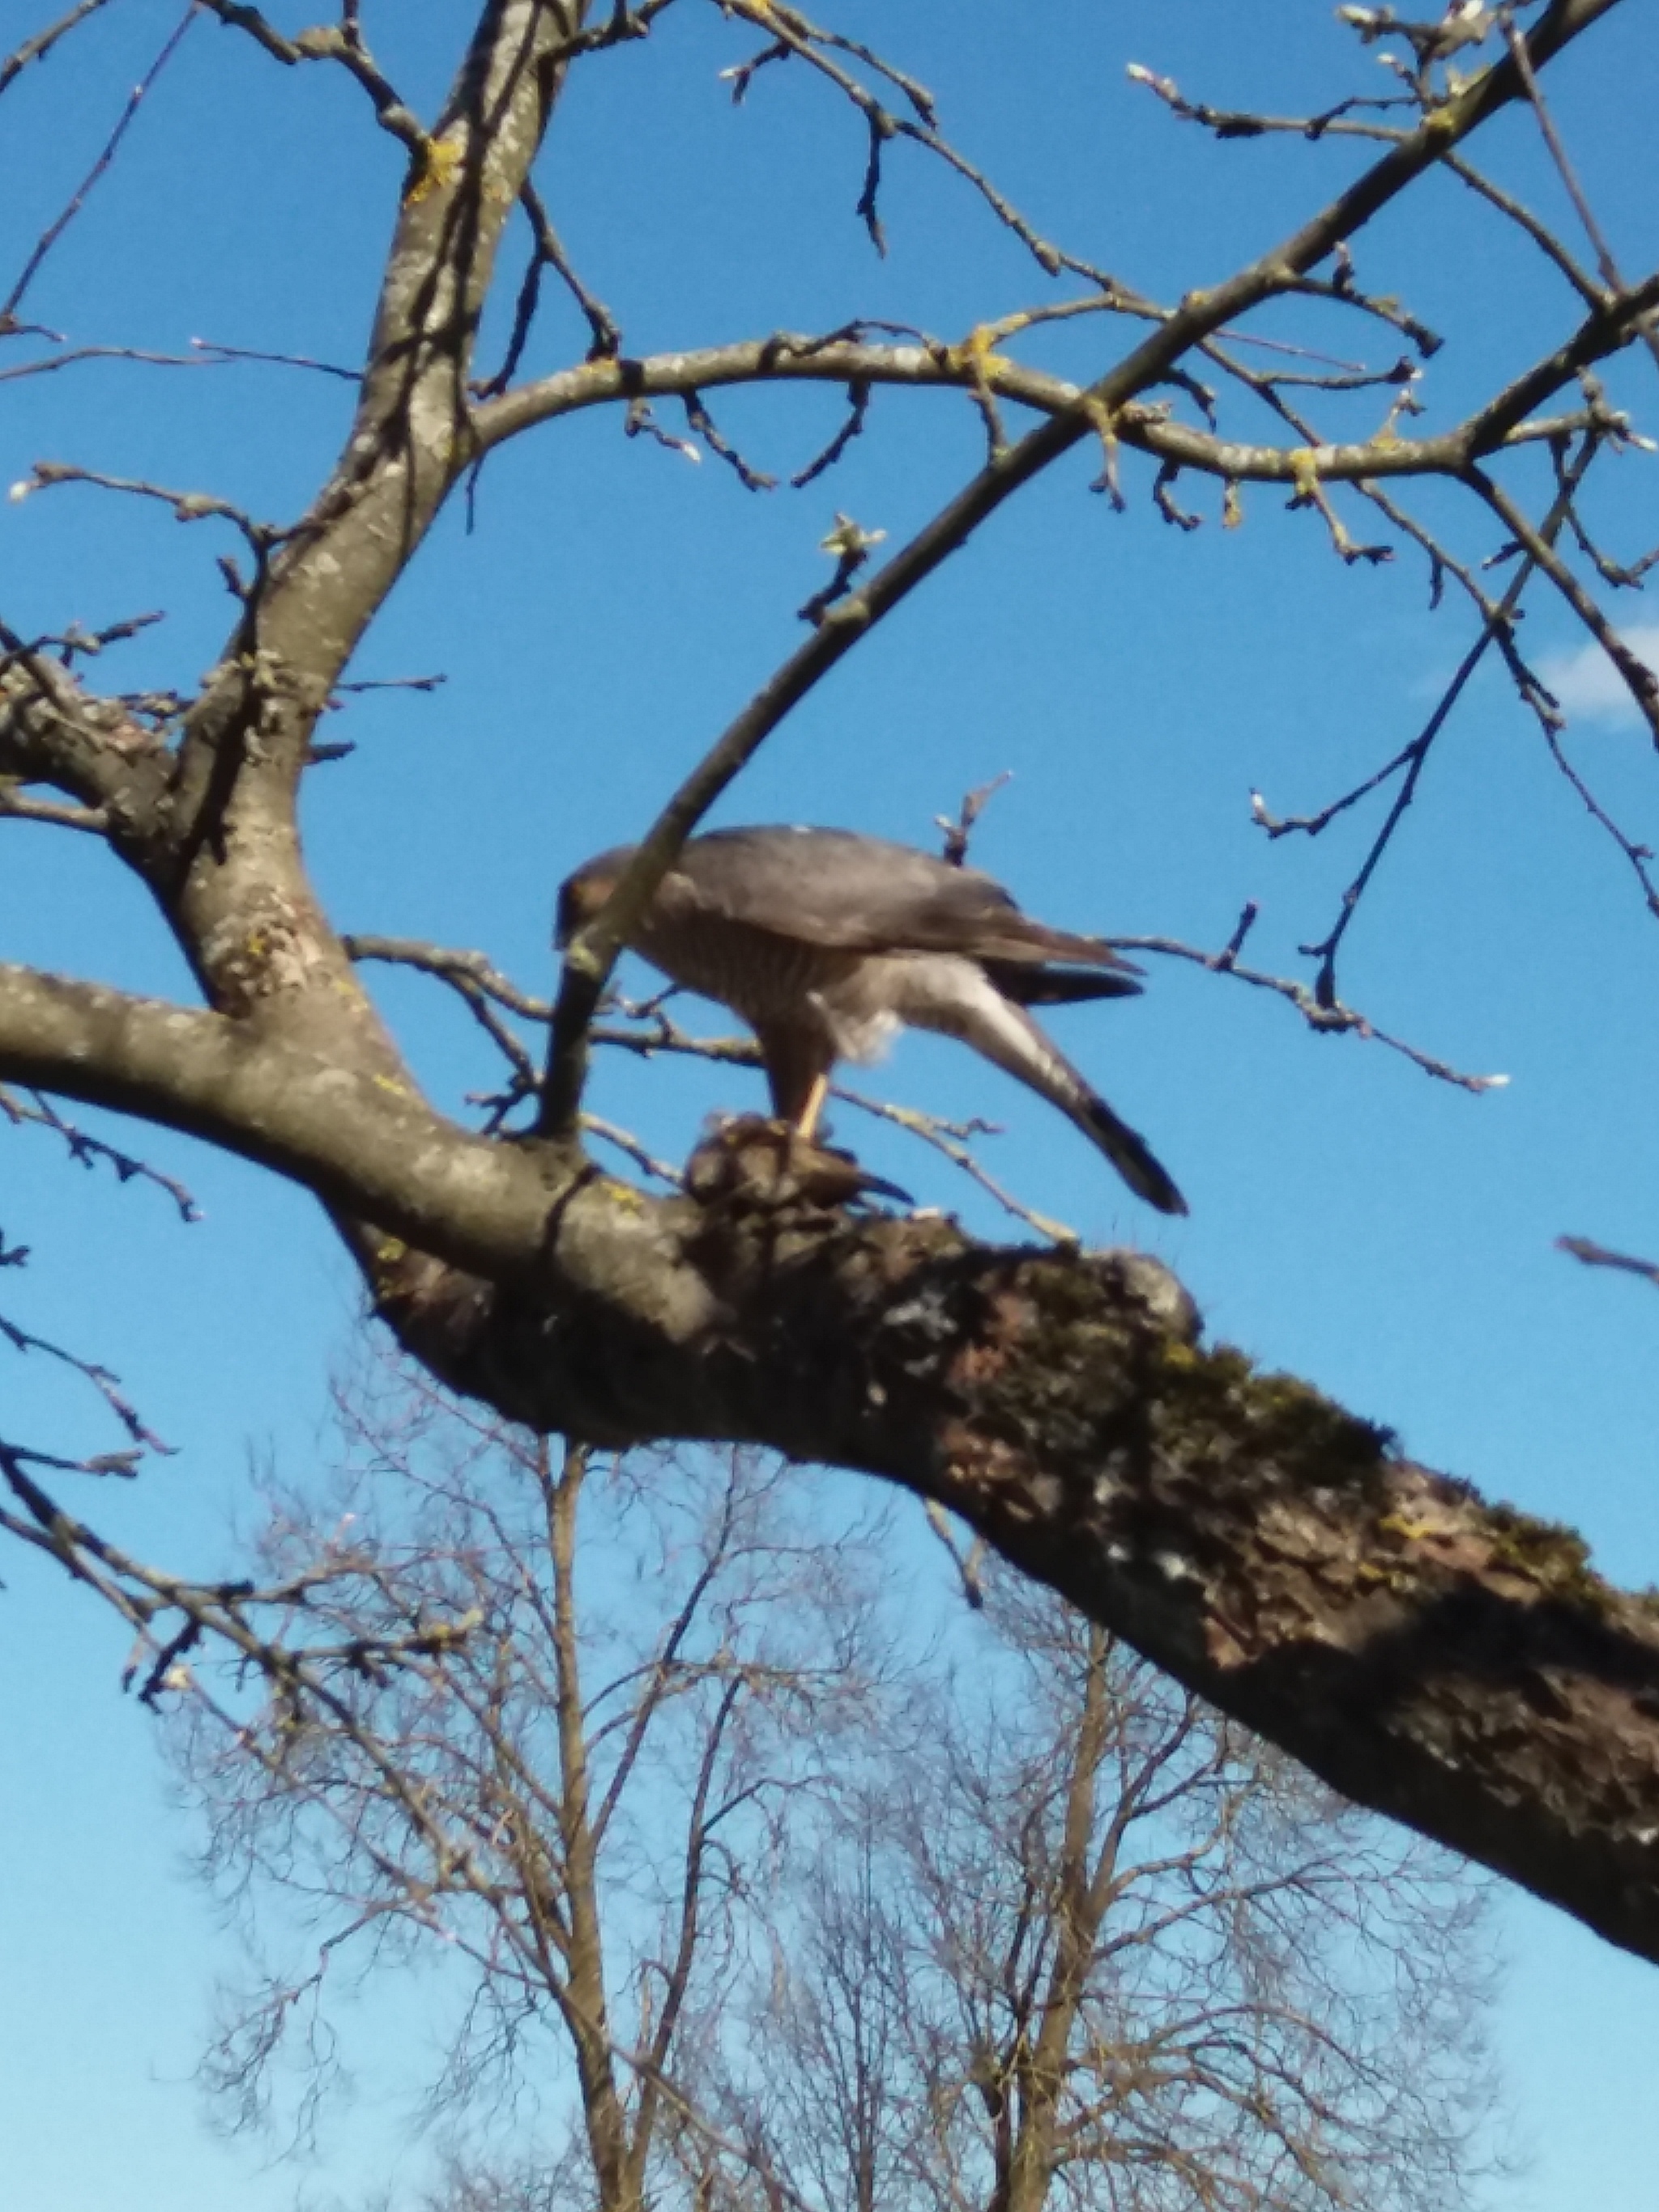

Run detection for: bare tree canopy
[[173, 1373, 1502, 2212], [6, 0, 1659, 1987]]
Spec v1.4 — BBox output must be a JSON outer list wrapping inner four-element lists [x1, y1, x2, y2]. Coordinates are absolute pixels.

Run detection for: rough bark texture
[[369, 1200, 1659, 1966]]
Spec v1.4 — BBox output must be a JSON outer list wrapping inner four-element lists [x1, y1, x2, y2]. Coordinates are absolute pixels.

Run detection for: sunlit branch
[[0, 963, 559, 1279], [475, 328, 1640, 491], [0, 0, 116, 101], [0, 787, 108, 831]]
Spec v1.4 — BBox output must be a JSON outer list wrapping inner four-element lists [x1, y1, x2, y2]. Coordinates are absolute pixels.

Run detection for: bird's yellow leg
[[795, 1073, 830, 1144]]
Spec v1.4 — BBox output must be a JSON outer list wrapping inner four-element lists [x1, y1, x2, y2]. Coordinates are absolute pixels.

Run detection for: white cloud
[[1537, 623, 1659, 728]]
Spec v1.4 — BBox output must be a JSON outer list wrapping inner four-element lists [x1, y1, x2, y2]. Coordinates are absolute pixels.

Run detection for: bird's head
[[554, 845, 635, 946]]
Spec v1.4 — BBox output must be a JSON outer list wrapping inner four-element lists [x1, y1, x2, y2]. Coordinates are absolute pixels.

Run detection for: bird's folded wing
[[672, 827, 1136, 971]]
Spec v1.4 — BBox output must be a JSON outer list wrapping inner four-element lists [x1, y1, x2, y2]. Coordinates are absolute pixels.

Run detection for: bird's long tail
[[943, 989, 1188, 1215], [1068, 1086, 1188, 1215], [984, 960, 1142, 1007]]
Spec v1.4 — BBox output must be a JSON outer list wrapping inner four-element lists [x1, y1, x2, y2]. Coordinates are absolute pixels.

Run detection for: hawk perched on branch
[[557, 826, 1186, 1215]]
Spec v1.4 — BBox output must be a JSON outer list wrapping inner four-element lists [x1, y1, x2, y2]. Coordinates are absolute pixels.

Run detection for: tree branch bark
[[471, 311, 1657, 485], [10, 933, 1659, 1963], [373, 1184, 1659, 1970]]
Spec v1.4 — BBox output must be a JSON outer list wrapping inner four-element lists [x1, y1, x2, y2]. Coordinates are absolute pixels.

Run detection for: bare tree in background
[[176, 1368, 888, 2206], [176, 1381, 1497, 2212], [6, 0, 1659, 1948], [681, 1579, 1496, 2212]]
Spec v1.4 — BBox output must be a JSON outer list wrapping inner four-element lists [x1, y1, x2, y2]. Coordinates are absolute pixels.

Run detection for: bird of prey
[[557, 825, 1186, 1214]]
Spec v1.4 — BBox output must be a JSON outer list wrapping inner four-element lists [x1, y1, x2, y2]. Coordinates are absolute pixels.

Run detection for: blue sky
[[4, 1, 1659, 2204]]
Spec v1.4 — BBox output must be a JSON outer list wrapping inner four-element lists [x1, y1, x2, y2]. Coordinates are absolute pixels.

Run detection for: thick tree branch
[[366, 1195, 1659, 1971], [0, 963, 568, 1279], [147, 2, 593, 1073], [10, 959, 1659, 1962], [0, 639, 172, 831], [474, 331, 1634, 484], [178, 0, 587, 777]]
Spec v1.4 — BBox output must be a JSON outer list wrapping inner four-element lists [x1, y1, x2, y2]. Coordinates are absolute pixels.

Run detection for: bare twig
[[475, 180, 621, 398], [936, 771, 1013, 865], [191, 336, 362, 382], [1127, 59, 1416, 147], [831, 1086, 1082, 1245], [1117, 928, 1508, 1094], [1558, 1234, 1659, 1287], [1536, 715, 1659, 919], [0, 608, 165, 674], [625, 397, 703, 465], [343, 935, 550, 1022], [0, 342, 218, 386], [0, 1303, 173, 1458], [1502, 13, 1659, 382], [194, 1, 427, 159], [1469, 463, 1659, 741], [1, 4, 196, 326], [0, 1452, 475, 1701], [790, 378, 871, 488], [1, 1084, 201, 1219], [331, 671, 447, 698], [343, 935, 543, 1083], [720, 0, 1151, 294], [13, 461, 285, 558], [1279, 438, 1599, 1002], [582, 1113, 684, 1188], [683, 391, 778, 489], [1443, 151, 1606, 310]]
